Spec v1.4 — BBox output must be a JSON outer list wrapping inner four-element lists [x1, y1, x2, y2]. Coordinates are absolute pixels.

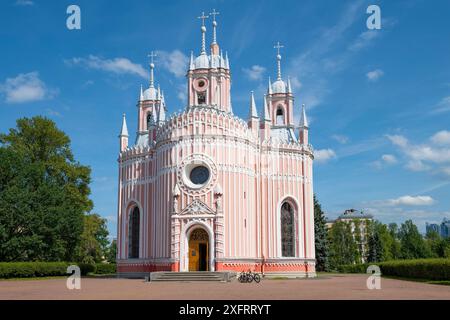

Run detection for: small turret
[[248, 91, 259, 135], [298, 104, 309, 145], [119, 113, 129, 152]]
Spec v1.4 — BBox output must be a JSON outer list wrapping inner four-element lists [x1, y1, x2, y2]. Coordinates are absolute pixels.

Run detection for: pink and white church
[[116, 12, 316, 278]]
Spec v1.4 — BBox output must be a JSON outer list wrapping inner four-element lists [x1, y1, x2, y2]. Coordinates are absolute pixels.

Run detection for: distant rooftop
[[337, 208, 373, 220]]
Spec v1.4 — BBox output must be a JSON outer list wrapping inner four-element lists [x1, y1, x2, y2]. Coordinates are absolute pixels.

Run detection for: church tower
[[266, 42, 294, 128], [187, 10, 232, 113], [136, 52, 166, 144]]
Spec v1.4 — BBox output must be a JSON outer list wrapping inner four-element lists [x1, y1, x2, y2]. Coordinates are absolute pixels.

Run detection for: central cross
[[274, 41, 284, 56], [148, 51, 157, 65], [197, 11, 209, 26], [210, 9, 220, 21]]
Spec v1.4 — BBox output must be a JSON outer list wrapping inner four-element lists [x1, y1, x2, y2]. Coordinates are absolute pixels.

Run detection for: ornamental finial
[[210, 9, 220, 45], [147, 51, 157, 88], [274, 41, 284, 80], [197, 11, 209, 54]]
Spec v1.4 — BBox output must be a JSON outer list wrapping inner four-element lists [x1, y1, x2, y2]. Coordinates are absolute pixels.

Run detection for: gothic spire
[[263, 94, 271, 121], [119, 113, 129, 137], [299, 104, 309, 128], [248, 91, 258, 119], [287, 76, 292, 93]]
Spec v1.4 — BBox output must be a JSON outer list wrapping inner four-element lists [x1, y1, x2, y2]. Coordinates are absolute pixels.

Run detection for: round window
[[189, 166, 210, 185]]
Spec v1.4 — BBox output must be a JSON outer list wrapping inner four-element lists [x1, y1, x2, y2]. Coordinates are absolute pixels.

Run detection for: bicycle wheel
[[254, 274, 261, 283], [247, 273, 253, 283]]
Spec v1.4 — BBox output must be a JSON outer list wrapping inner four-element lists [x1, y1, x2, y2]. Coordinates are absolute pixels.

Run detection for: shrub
[[94, 263, 116, 274], [337, 258, 450, 281], [0, 262, 68, 278], [78, 263, 96, 276], [0, 262, 97, 278]]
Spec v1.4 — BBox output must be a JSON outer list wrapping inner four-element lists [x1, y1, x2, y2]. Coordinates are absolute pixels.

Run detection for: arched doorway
[[188, 228, 209, 271]]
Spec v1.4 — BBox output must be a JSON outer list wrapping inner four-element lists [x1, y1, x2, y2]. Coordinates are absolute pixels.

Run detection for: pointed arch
[[277, 196, 300, 258], [276, 105, 285, 125]]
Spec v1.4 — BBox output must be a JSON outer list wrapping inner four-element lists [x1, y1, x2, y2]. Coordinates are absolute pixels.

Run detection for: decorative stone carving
[[176, 154, 218, 196], [179, 199, 216, 216]]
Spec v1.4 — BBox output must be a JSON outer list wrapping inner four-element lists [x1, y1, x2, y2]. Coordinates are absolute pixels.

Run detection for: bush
[[337, 263, 369, 274], [78, 263, 96, 276], [0, 262, 97, 278], [337, 258, 450, 281], [0, 262, 68, 278], [94, 263, 116, 274]]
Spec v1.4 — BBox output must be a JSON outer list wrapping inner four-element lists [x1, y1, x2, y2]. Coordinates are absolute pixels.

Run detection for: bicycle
[[238, 270, 261, 283]]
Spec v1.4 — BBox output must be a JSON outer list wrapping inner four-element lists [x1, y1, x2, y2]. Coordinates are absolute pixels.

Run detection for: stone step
[[149, 271, 235, 282]]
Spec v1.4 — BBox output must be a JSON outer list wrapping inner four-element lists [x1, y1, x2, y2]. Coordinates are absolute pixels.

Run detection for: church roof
[[271, 127, 298, 143], [272, 79, 287, 94], [143, 86, 158, 100]]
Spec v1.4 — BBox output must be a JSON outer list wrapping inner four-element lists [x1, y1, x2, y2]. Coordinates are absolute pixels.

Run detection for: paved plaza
[[0, 274, 449, 300]]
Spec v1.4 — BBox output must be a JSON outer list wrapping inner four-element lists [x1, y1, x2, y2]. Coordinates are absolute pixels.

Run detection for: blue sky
[[1, 0, 450, 238]]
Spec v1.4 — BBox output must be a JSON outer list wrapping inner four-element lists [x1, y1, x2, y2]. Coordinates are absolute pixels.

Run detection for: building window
[[276, 107, 284, 125], [147, 113, 153, 129], [198, 92, 206, 105], [281, 202, 295, 257], [128, 206, 140, 259]]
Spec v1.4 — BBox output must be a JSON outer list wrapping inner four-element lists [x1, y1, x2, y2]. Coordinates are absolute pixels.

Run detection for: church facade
[[116, 12, 316, 278]]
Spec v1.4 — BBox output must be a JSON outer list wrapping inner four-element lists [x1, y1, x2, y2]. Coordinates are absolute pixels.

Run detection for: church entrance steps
[[149, 271, 235, 282]]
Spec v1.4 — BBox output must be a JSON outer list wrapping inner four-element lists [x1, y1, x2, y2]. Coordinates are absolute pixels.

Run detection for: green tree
[[425, 230, 441, 258], [367, 221, 382, 263], [313, 195, 330, 271], [399, 220, 431, 259], [0, 116, 93, 261], [328, 221, 359, 269], [106, 239, 117, 264], [76, 214, 109, 263], [388, 223, 402, 259], [367, 221, 397, 262]]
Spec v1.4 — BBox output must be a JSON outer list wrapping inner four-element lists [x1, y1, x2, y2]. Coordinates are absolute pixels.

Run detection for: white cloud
[[386, 132, 450, 177], [155, 50, 189, 78], [370, 153, 397, 169], [242, 65, 266, 81], [45, 108, 62, 117], [386, 134, 408, 148], [406, 160, 430, 172], [331, 134, 349, 144], [430, 130, 450, 145], [176, 83, 187, 103], [65, 55, 148, 78], [0, 71, 56, 103], [15, 0, 34, 6], [432, 96, 450, 114], [315, 149, 337, 163], [383, 195, 435, 206], [381, 154, 397, 164], [348, 30, 380, 51], [366, 69, 384, 82], [289, 76, 302, 90]]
